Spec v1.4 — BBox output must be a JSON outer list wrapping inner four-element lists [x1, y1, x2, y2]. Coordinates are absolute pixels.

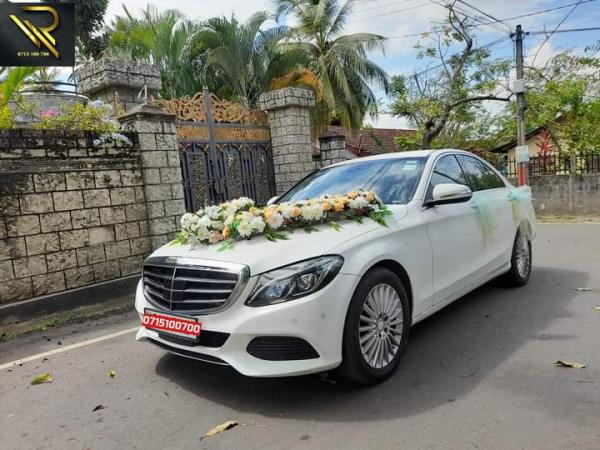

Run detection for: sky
[[100, 0, 600, 128]]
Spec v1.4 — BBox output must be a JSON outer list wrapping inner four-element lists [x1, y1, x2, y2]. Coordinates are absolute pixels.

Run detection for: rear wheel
[[503, 229, 532, 286], [337, 268, 411, 385]]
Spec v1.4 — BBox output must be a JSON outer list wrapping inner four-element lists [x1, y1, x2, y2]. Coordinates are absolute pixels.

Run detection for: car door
[[421, 154, 488, 305], [456, 154, 515, 274]]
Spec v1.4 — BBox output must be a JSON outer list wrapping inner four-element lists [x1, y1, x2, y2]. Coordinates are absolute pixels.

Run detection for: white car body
[[135, 149, 536, 377]]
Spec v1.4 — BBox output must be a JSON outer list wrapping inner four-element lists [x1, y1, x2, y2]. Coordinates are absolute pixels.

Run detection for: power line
[[412, 35, 511, 77], [455, 0, 513, 31], [348, 2, 430, 24], [430, 0, 509, 35], [486, 0, 600, 25], [531, 0, 584, 66], [529, 26, 600, 35], [352, 0, 422, 15]]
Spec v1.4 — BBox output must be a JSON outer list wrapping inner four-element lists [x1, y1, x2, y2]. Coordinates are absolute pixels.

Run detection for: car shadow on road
[[155, 266, 586, 422]]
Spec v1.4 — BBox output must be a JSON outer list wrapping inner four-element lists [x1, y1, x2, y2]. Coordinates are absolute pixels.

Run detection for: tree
[[196, 12, 308, 107], [389, 4, 510, 149], [106, 6, 204, 99], [57, 0, 109, 59], [494, 51, 600, 154], [276, 0, 390, 131]]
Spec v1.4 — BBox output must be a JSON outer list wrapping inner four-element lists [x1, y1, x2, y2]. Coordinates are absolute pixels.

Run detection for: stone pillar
[[118, 105, 184, 250], [318, 133, 351, 168], [258, 88, 315, 194], [75, 59, 162, 112]]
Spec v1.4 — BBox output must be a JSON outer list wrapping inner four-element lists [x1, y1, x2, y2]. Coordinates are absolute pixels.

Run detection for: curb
[[0, 275, 139, 326]]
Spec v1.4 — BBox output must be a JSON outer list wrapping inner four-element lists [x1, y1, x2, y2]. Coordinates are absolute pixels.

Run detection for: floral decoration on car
[[172, 191, 393, 250]]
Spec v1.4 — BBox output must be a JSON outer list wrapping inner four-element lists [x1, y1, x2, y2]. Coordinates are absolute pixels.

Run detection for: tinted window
[[278, 157, 426, 205], [457, 155, 505, 191], [429, 155, 467, 192]]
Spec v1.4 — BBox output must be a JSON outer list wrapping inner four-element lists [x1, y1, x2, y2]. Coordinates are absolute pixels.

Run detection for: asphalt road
[[1, 224, 599, 450]]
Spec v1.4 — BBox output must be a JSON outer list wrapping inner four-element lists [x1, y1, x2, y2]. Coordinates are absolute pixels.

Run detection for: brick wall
[[0, 129, 151, 304], [316, 135, 355, 169], [526, 173, 600, 216]]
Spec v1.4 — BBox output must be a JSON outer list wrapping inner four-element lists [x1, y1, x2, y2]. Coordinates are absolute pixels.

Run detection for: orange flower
[[321, 202, 331, 211], [263, 208, 274, 220], [334, 201, 345, 212], [223, 226, 231, 239], [291, 206, 302, 218], [366, 192, 375, 202], [348, 191, 358, 199]]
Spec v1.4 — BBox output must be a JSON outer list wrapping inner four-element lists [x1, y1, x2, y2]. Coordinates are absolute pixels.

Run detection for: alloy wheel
[[358, 283, 403, 369], [515, 233, 531, 278]]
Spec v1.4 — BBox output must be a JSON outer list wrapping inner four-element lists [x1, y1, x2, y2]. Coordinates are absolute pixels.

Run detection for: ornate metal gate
[[151, 89, 276, 211]]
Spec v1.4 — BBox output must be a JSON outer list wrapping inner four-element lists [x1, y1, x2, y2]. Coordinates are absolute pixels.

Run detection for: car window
[[427, 155, 467, 199], [278, 157, 427, 205], [457, 155, 505, 191]]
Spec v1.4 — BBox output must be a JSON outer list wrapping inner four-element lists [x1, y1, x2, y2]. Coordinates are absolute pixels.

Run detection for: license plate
[[142, 309, 202, 338]]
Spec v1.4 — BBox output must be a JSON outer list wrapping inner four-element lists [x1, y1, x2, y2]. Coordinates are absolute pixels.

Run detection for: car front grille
[[143, 257, 248, 314]]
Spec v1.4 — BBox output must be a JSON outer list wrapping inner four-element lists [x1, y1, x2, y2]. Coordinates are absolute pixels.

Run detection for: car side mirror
[[425, 183, 472, 207], [267, 196, 279, 206]]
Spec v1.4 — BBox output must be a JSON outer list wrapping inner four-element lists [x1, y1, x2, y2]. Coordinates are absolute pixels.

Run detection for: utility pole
[[513, 24, 528, 186]]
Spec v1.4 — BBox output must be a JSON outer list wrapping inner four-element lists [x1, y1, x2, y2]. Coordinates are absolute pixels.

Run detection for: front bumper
[[134, 272, 359, 377]]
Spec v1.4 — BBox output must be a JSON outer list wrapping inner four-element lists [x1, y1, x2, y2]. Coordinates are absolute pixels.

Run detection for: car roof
[[326, 149, 470, 167]]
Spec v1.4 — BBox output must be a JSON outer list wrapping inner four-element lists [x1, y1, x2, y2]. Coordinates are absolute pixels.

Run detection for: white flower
[[238, 211, 254, 222], [279, 203, 294, 219], [349, 196, 369, 209], [250, 216, 265, 233], [224, 215, 235, 226], [237, 220, 252, 237], [180, 213, 197, 229], [198, 215, 212, 228], [300, 204, 323, 221], [195, 208, 204, 216], [266, 212, 284, 229], [196, 226, 209, 241], [211, 220, 224, 231], [90, 99, 104, 108], [205, 205, 221, 219], [93, 139, 102, 147]]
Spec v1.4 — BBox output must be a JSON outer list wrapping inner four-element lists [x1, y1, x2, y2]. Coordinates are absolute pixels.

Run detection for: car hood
[[149, 205, 407, 275]]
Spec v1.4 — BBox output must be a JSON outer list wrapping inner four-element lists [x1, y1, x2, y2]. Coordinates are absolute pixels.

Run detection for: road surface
[[1, 224, 599, 449]]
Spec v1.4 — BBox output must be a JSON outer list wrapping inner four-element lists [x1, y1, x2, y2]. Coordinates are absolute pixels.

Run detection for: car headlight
[[246, 256, 344, 307]]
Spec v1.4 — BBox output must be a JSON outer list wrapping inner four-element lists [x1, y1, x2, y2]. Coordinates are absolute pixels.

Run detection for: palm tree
[[276, 0, 390, 130], [197, 12, 308, 107], [106, 6, 203, 98]]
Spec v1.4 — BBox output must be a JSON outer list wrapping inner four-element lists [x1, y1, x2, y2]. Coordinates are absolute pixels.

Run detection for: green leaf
[[217, 240, 234, 251], [31, 372, 52, 385], [328, 220, 341, 231]]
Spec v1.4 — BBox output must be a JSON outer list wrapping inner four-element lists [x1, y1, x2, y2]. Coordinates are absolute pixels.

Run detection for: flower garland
[[171, 191, 393, 251]]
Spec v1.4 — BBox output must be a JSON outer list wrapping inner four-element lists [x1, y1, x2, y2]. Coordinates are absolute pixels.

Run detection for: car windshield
[[279, 157, 427, 205]]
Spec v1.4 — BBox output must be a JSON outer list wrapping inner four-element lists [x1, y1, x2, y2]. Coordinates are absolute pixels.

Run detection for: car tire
[[336, 267, 411, 385], [503, 228, 532, 287]]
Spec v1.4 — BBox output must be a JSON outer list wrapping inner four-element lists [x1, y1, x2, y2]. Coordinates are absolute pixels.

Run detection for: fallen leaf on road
[[107, 370, 116, 378], [572, 288, 592, 292], [31, 373, 52, 385], [203, 421, 238, 439], [592, 306, 600, 311], [554, 360, 586, 369], [92, 405, 106, 412]]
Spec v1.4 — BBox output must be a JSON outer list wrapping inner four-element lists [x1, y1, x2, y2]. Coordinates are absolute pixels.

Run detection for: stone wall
[[0, 129, 149, 304], [259, 88, 316, 194], [528, 174, 600, 216], [316, 134, 355, 169], [75, 59, 162, 112]]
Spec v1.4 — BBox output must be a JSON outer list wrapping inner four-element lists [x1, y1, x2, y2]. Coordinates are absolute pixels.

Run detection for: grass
[[538, 214, 600, 223]]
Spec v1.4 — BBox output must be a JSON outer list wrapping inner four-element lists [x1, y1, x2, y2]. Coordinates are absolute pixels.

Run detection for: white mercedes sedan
[[135, 150, 536, 384]]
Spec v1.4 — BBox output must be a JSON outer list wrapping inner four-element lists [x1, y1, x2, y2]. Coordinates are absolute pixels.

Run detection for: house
[[320, 125, 416, 157], [491, 124, 558, 160]]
